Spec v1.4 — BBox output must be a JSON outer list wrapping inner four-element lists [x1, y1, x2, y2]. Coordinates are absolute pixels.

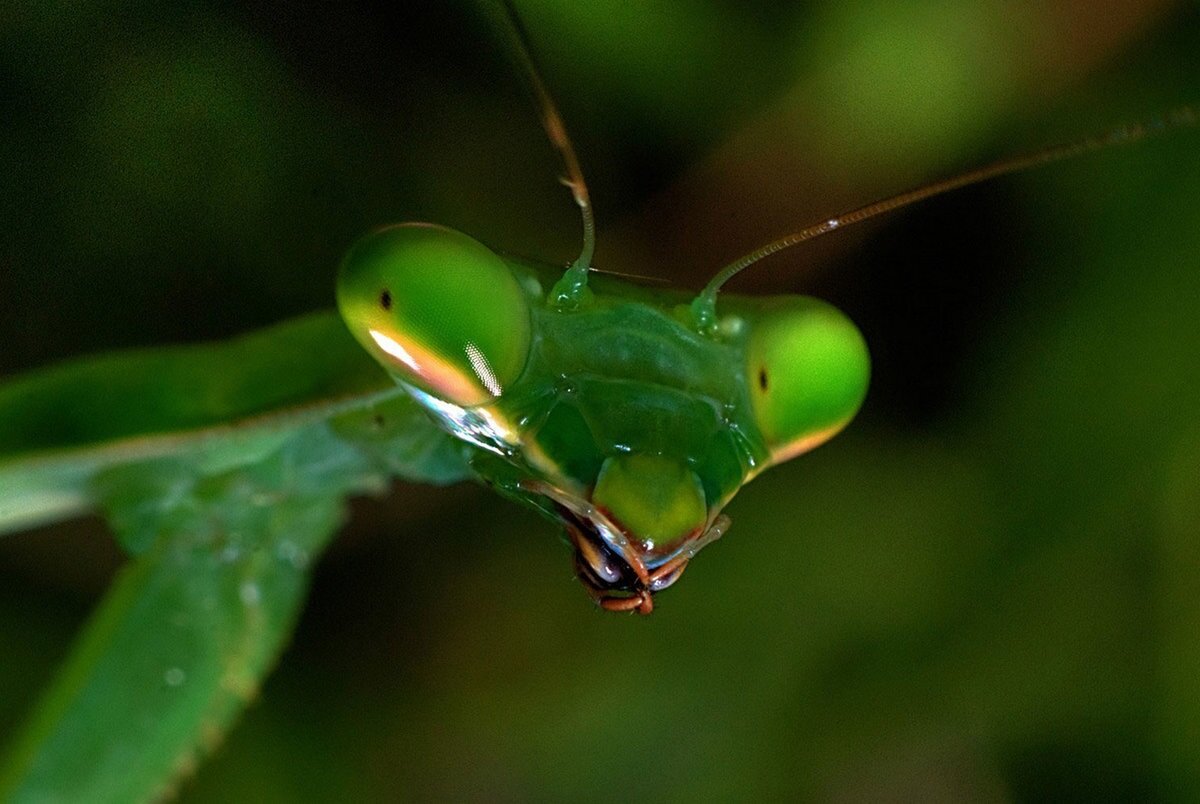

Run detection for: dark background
[[2, 0, 1200, 799]]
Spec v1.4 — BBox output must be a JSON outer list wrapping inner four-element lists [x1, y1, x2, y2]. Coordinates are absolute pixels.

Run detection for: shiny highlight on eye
[[465, 342, 502, 397], [369, 329, 420, 374]]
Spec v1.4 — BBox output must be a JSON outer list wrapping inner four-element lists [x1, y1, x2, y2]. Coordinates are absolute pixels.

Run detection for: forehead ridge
[[485, 284, 767, 506]]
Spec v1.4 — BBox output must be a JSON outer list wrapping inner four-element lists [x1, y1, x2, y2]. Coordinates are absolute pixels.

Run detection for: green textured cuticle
[[592, 454, 708, 548]]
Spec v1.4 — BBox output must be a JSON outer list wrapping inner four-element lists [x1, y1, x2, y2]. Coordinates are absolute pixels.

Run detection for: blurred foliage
[[1, 0, 1199, 800]]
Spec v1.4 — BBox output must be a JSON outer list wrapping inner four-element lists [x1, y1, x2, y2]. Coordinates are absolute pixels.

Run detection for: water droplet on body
[[275, 541, 310, 570], [239, 582, 261, 606]]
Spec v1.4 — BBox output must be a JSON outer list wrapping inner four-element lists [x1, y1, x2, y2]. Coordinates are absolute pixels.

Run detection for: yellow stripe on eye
[[369, 329, 421, 373], [752, 420, 853, 477], [368, 327, 495, 407]]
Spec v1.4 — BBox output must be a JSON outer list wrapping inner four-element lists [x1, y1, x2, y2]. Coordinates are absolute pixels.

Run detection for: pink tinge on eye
[[369, 329, 421, 373], [367, 327, 495, 405]]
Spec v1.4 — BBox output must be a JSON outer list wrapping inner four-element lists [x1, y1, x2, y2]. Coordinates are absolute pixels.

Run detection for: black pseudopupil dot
[[759, 368, 769, 391], [380, 290, 392, 310]]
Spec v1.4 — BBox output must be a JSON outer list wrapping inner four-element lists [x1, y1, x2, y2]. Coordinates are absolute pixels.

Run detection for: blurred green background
[[2, 0, 1199, 799]]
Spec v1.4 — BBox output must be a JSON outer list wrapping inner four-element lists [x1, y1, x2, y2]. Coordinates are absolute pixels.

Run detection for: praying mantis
[[1, 1, 1197, 801]]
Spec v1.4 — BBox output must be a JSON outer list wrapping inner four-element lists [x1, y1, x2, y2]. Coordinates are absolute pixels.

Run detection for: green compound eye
[[337, 223, 532, 407], [745, 298, 870, 464]]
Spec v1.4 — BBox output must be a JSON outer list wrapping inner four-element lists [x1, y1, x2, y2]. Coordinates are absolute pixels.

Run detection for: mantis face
[[331, 2, 1189, 615], [338, 224, 870, 612]]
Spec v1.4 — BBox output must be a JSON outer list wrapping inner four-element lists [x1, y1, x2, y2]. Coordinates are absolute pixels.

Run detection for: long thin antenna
[[691, 106, 1199, 330], [494, 0, 595, 301]]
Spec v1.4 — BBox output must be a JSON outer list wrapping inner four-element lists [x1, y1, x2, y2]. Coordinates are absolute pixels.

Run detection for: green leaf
[[0, 424, 377, 802], [0, 311, 473, 537]]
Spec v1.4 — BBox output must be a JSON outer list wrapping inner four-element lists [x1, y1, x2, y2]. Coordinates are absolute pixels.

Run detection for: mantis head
[[337, 224, 870, 613]]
